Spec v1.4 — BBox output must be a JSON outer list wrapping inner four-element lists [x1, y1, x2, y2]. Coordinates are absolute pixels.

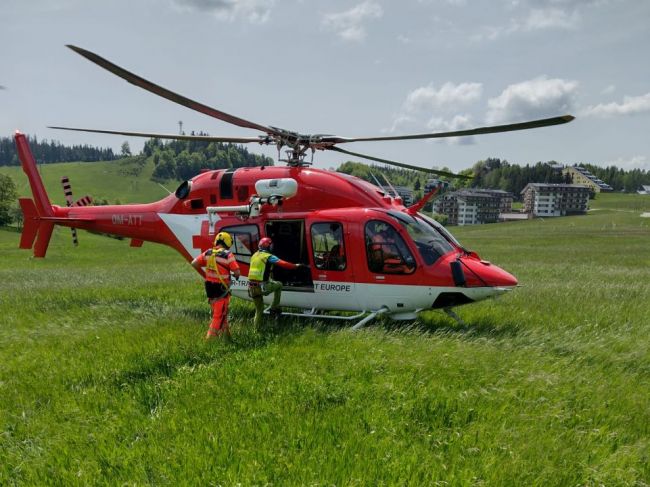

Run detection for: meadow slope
[[0, 193, 649, 485], [0, 157, 176, 205]]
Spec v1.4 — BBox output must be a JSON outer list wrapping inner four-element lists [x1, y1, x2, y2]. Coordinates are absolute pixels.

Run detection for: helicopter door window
[[365, 220, 416, 275], [311, 222, 346, 271], [220, 224, 259, 264]]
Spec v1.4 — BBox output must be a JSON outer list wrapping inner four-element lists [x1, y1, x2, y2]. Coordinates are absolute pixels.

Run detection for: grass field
[[1, 191, 649, 485], [0, 157, 176, 205]]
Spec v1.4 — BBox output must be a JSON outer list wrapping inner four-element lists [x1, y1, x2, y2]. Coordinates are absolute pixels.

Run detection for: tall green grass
[[0, 193, 649, 485], [0, 157, 176, 205]]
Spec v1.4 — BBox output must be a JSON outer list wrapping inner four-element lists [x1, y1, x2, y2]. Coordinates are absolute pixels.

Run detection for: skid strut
[[444, 308, 466, 326], [262, 306, 389, 330]]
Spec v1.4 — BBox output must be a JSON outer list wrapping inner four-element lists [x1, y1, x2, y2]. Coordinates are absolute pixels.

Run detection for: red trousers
[[207, 295, 230, 337]]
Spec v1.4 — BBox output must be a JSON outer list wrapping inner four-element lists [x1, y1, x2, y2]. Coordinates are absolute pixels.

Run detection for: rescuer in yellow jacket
[[192, 232, 240, 339], [248, 237, 307, 328]]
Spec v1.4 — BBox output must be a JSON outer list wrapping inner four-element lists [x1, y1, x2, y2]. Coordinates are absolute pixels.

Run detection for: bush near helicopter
[[17, 45, 574, 328]]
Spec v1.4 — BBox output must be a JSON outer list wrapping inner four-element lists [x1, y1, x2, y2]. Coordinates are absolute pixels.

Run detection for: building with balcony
[[435, 190, 501, 225], [471, 189, 514, 213], [521, 183, 590, 217], [563, 166, 613, 192]]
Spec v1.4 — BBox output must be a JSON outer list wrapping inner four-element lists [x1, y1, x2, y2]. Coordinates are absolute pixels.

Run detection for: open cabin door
[[307, 220, 360, 312], [265, 220, 313, 292]]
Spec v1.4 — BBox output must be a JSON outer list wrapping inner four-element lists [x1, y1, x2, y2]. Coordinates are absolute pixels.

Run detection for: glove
[[297, 263, 309, 269]]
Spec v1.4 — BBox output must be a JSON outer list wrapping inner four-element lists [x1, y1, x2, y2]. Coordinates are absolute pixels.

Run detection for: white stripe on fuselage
[[158, 212, 218, 258], [230, 278, 512, 314]]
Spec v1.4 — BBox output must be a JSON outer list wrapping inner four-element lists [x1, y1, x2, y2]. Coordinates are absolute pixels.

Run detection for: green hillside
[[0, 193, 649, 484], [0, 157, 179, 206]]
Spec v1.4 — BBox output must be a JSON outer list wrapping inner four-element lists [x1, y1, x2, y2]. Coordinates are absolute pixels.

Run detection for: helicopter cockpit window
[[311, 222, 346, 271], [386, 211, 454, 265], [365, 220, 416, 274], [219, 224, 259, 264], [174, 180, 192, 199], [418, 213, 463, 249]]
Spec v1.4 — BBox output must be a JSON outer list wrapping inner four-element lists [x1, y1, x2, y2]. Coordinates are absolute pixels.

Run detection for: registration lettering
[[111, 214, 143, 226], [316, 283, 351, 292]]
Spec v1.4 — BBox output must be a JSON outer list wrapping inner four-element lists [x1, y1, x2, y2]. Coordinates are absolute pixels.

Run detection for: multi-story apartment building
[[521, 183, 590, 216], [435, 190, 500, 225], [562, 166, 613, 192], [471, 189, 514, 213]]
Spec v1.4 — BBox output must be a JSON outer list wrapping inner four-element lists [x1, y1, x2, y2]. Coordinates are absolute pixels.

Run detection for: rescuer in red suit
[[191, 231, 241, 339]]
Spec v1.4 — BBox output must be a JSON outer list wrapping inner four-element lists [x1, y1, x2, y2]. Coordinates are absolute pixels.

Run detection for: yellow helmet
[[214, 231, 233, 248]]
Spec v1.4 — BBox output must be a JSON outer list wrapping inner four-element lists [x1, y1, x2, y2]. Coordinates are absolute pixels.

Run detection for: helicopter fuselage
[[17, 132, 517, 320]]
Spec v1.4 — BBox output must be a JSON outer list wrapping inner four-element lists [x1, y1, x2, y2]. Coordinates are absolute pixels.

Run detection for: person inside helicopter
[[311, 222, 346, 271], [366, 221, 415, 274]]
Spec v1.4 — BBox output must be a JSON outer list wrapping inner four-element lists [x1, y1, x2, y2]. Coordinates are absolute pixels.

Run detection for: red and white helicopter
[[17, 45, 574, 328]]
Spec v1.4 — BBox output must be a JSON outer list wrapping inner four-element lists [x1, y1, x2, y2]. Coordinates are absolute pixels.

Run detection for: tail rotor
[[60, 176, 79, 247]]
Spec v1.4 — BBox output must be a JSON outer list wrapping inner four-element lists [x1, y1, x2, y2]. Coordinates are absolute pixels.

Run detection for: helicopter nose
[[460, 258, 518, 288]]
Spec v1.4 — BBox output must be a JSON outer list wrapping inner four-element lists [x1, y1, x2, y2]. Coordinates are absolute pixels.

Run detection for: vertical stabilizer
[[15, 131, 53, 217], [15, 131, 55, 257]]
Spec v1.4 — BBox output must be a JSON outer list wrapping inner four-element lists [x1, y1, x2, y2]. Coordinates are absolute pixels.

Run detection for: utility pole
[[178, 120, 183, 135]]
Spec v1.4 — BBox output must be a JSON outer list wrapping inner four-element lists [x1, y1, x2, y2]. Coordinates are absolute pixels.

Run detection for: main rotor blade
[[48, 126, 265, 144], [322, 115, 575, 144], [328, 146, 471, 180], [66, 45, 279, 136]]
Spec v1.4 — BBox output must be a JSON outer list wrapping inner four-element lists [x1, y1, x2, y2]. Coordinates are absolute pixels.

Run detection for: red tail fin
[[18, 198, 39, 249], [15, 131, 55, 257], [16, 131, 53, 217]]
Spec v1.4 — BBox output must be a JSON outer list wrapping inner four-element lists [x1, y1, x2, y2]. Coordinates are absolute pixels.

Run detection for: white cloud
[[171, 0, 274, 23], [581, 93, 650, 117], [472, 2, 583, 41], [385, 81, 482, 135], [321, 1, 383, 42], [427, 114, 476, 145], [403, 82, 483, 113], [487, 76, 578, 123], [384, 114, 416, 134], [602, 155, 650, 170]]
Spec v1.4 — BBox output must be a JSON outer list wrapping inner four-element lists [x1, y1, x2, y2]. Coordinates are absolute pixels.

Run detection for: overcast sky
[[2, 0, 649, 173]]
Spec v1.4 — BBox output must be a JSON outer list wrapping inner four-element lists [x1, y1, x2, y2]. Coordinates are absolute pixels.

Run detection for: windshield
[[417, 212, 463, 248], [387, 211, 455, 265]]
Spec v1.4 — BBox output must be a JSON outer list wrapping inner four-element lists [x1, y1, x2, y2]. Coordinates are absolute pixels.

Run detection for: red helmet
[[258, 237, 273, 251]]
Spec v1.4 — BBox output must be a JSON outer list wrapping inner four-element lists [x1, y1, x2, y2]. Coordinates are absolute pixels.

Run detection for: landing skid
[[443, 308, 466, 326], [263, 306, 389, 330]]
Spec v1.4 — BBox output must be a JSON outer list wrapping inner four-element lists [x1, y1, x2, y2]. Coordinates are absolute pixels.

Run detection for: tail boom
[[15, 130, 188, 259]]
